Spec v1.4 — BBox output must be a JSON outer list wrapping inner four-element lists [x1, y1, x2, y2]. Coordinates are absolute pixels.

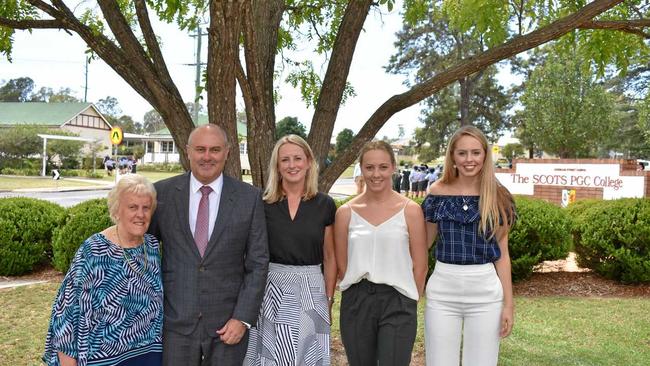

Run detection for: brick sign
[[496, 161, 645, 201]]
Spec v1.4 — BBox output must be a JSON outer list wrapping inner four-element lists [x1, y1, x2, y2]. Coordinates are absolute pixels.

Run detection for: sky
[[0, 2, 517, 140]]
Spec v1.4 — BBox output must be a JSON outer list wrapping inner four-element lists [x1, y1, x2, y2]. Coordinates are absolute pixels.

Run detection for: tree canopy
[[518, 51, 619, 158], [2, 1, 649, 190], [275, 116, 307, 140]]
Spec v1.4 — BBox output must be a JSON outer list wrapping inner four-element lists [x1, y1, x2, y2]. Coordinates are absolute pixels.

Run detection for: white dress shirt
[[189, 173, 223, 239]]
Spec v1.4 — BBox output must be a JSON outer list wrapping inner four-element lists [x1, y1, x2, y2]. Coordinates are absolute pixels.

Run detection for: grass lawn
[[0, 176, 106, 190], [341, 165, 354, 179], [1, 284, 648, 366], [1, 172, 254, 190]]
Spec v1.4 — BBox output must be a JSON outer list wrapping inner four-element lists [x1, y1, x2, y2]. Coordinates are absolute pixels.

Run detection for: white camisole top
[[338, 203, 419, 301]]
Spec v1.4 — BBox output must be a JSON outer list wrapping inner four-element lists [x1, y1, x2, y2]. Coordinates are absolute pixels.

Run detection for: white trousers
[[425, 261, 503, 366]]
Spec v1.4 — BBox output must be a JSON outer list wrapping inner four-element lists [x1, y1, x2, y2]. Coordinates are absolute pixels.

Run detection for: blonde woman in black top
[[244, 135, 336, 365]]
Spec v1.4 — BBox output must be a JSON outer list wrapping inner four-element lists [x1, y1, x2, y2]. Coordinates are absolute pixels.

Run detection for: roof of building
[[0, 102, 105, 127], [150, 115, 247, 137]]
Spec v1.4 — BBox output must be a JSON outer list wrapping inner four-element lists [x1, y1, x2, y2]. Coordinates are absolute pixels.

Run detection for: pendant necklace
[[461, 196, 470, 211], [116, 226, 147, 276]]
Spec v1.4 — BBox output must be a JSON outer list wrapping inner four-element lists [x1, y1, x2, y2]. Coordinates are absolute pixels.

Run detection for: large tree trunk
[[308, 0, 374, 177], [207, 0, 244, 179], [240, 0, 285, 188]]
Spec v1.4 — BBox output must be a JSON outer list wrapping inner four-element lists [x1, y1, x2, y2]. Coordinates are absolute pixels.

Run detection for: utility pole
[[84, 56, 89, 102], [188, 25, 207, 124]]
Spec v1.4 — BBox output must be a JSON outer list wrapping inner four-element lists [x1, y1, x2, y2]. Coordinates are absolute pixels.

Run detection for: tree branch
[[0, 17, 68, 31], [579, 19, 650, 38], [308, 0, 373, 171], [133, 0, 171, 80], [96, 0, 155, 77]]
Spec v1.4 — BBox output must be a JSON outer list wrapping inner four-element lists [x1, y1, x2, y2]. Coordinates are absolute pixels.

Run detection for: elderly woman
[[43, 174, 162, 366]]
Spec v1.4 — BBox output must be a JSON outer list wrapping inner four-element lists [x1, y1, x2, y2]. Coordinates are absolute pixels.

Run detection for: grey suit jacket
[[148, 172, 269, 336]]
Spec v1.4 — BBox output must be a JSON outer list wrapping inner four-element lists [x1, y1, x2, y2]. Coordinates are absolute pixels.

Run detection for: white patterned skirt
[[244, 262, 330, 366]]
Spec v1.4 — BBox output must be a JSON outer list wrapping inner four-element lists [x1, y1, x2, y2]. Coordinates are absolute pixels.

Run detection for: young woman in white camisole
[[334, 141, 428, 366]]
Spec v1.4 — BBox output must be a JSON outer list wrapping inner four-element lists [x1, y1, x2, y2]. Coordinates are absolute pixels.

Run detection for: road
[[0, 178, 355, 207], [0, 189, 110, 207]]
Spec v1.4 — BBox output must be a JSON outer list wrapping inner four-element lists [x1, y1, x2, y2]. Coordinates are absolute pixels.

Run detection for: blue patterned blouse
[[421, 195, 500, 265], [43, 233, 163, 366]]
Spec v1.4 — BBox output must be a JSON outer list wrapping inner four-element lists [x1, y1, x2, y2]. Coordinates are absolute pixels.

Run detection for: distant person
[[426, 167, 437, 188], [418, 165, 428, 198], [43, 174, 162, 366], [410, 166, 420, 199], [147, 124, 269, 366], [638, 162, 645, 171], [401, 165, 411, 196], [393, 168, 402, 193], [422, 126, 516, 366], [131, 156, 138, 173], [119, 156, 130, 175], [353, 161, 365, 195], [104, 156, 115, 176], [335, 141, 427, 366]]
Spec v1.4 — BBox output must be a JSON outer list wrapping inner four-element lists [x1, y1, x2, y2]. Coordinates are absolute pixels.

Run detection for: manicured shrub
[[1, 167, 41, 176], [0, 198, 66, 275], [509, 196, 572, 281], [51, 198, 112, 273], [570, 198, 650, 283]]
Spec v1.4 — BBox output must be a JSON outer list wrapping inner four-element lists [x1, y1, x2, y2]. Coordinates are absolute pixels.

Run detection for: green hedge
[[0, 198, 65, 276], [509, 196, 572, 281], [51, 198, 113, 273], [1, 167, 41, 176], [570, 198, 650, 283]]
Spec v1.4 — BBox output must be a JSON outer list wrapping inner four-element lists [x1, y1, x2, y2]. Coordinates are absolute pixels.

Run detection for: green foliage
[[334, 128, 354, 157], [501, 143, 525, 161], [137, 162, 184, 172], [570, 198, 650, 283], [143, 108, 166, 133], [0, 125, 41, 159], [508, 196, 572, 281], [518, 50, 619, 158], [275, 116, 307, 140], [0, 77, 35, 101], [52, 199, 112, 273], [638, 93, 650, 150], [0, 198, 65, 275], [388, 3, 511, 161], [0, 167, 40, 176]]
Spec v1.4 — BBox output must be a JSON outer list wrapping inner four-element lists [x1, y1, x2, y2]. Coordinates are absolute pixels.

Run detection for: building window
[[239, 142, 247, 155], [146, 141, 154, 153], [161, 141, 175, 153]]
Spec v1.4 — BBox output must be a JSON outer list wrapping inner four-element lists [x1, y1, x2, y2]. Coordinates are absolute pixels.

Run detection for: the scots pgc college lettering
[[496, 163, 645, 199]]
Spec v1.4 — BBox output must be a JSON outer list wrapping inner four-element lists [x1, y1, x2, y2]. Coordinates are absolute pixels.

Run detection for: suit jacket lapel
[[203, 175, 236, 258], [174, 172, 201, 258]]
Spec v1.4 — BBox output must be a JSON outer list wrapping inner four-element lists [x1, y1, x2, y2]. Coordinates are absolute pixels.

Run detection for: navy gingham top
[[422, 195, 500, 265]]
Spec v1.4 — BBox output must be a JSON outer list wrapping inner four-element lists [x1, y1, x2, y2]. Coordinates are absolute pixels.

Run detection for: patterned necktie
[[194, 185, 213, 257]]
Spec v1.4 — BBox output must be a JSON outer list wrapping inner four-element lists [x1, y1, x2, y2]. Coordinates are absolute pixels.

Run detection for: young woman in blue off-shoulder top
[[421, 126, 516, 366]]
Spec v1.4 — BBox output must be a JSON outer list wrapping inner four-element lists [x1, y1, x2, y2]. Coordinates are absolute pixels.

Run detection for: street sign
[[492, 145, 500, 154], [52, 169, 60, 180], [110, 127, 123, 145]]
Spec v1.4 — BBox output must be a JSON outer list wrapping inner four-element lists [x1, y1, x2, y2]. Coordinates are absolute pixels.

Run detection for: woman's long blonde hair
[[440, 126, 515, 238], [263, 134, 319, 203]]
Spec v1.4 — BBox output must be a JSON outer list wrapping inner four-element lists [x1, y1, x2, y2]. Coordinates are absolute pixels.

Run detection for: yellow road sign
[[110, 127, 123, 145], [492, 145, 500, 154]]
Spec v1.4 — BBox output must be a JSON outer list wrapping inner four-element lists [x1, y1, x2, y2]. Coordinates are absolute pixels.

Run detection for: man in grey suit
[[148, 124, 269, 366]]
